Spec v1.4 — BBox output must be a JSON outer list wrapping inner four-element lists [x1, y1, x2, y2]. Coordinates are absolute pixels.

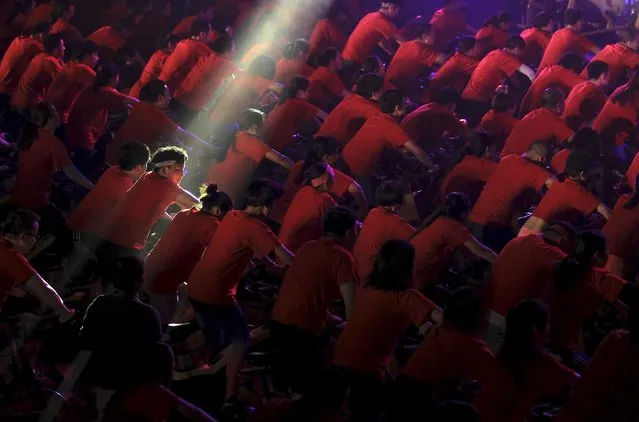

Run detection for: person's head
[[379, 0, 402, 18], [238, 108, 265, 136], [27, 22, 51, 40], [443, 0, 464, 12], [496, 12, 512, 30], [210, 33, 235, 59], [353, 73, 384, 100], [492, 90, 516, 114], [557, 52, 582, 74], [18, 0, 36, 15], [532, 11, 553, 32], [198, 4, 214, 21], [117, 140, 150, 177], [500, 299, 550, 367], [280, 76, 310, 104], [457, 36, 479, 56], [541, 221, 577, 253], [323, 206, 358, 248], [17, 103, 59, 151], [525, 141, 550, 164], [361, 55, 385, 77], [248, 55, 277, 80], [367, 239, 415, 291], [76, 40, 100, 68], [554, 230, 607, 291], [304, 162, 335, 192], [375, 179, 406, 209], [565, 9, 584, 30], [53, 0, 75, 21], [504, 36, 525, 56], [586, 60, 610, 86], [380, 89, 405, 117], [435, 86, 460, 114], [151, 146, 188, 184], [327, 2, 349, 23], [439, 191, 471, 221], [444, 287, 485, 334], [119, 19, 136, 39], [570, 127, 601, 157], [563, 150, 591, 182], [432, 401, 480, 422], [283, 38, 310, 62], [200, 184, 233, 217], [103, 255, 145, 296], [465, 131, 492, 157], [414, 23, 434, 44], [43, 33, 65, 58], [0, 210, 40, 253], [94, 62, 120, 89], [540, 87, 565, 116], [316, 47, 342, 70], [243, 179, 283, 216], [191, 19, 213, 41], [139, 79, 171, 108], [620, 25, 639, 50]]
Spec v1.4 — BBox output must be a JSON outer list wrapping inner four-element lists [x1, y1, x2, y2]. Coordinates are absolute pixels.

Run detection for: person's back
[[0, 36, 44, 95], [11, 50, 63, 110], [580, 42, 639, 84], [440, 155, 496, 202], [47, 61, 96, 123], [430, 52, 479, 95], [342, 11, 397, 63], [501, 107, 573, 158], [462, 49, 522, 102], [519, 64, 584, 116], [316, 93, 380, 143]]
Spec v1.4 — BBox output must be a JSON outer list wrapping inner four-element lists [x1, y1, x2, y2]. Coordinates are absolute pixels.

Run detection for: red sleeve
[[243, 136, 272, 163], [572, 186, 601, 216], [327, 71, 347, 96], [446, 219, 472, 246], [403, 289, 436, 327], [299, 100, 321, 122], [157, 112, 179, 138], [387, 124, 414, 148], [590, 269, 627, 302], [248, 221, 280, 258], [499, 53, 522, 77], [378, 18, 397, 39], [525, 163, 552, 190], [50, 137, 72, 170], [5, 250, 37, 286], [538, 354, 578, 396], [576, 35, 596, 54], [104, 88, 132, 110], [392, 217, 416, 240], [552, 118, 574, 143], [335, 252, 358, 286]]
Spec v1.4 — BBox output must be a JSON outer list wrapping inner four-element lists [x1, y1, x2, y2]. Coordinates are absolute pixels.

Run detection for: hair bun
[[206, 183, 219, 195]]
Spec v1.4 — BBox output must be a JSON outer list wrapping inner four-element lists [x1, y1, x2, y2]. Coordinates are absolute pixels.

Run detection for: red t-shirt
[[501, 108, 573, 158], [333, 287, 435, 379], [478, 109, 519, 146], [66, 85, 131, 150], [307, 66, 346, 111], [0, 37, 43, 95], [316, 94, 380, 144], [488, 234, 566, 315], [144, 209, 219, 295], [462, 50, 522, 102], [23, 1, 53, 29], [272, 237, 357, 335], [440, 155, 497, 203], [0, 239, 36, 311], [562, 80, 606, 129], [475, 26, 510, 57], [159, 38, 213, 92], [129, 49, 171, 99], [343, 113, 413, 176], [172, 15, 197, 35], [67, 166, 134, 233], [278, 186, 337, 253], [46, 62, 96, 123], [429, 8, 468, 52], [551, 148, 570, 173], [11, 129, 71, 210], [430, 52, 479, 96], [532, 178, 600, 224], [469, 154, 551, 227], [520, 27, 551, 66], [173, 53, 238, 110], [11, 53, 62, 110], [603, 194, 639, 258], [87, 26, 126, 54], [385, 40, 440, 94], [519, 65, 585, 116], [539, 27, 596, 71], [274, 57, 314, 86], [411, 216, 472, 289], [592, 88, 638, 145], [342, 12, 396, 63], [205, 131, 272, 200], [353, 207, 415, 281], [308, 18, 346, 58], [400, 102, 464, 149], [109, 102, 179, 164], [102, 172, 180, 250], [187, 210, 280, 305], [263, 98, 320, 151], [580, 43, 639, 85]]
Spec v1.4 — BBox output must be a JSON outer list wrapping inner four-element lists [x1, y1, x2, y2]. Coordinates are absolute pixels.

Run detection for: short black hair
[[557, 52, 582, 73], [505, 36, 525, 50], [586, 60, 609, 80], [492, 91, 516, 112], [151, 146, 188, 168], [43, 33, 63, 54], [118, 140, 150, 170], [375, 180, 406, 207], [541, 87, 565, 109], [244, 179, 283, 207], [191, 19, 211, 36], [565, 8, 584, 26], [457, 36, 476, 54], [211, 33, 234, 55], [76, 40, 99, 61], [316, 47, 339, 67], [413, 23, 434, 38], [380, 89, 403, 113], [248, 55, 277, 80], [367, 240, 415, 291], [26, 22, 51, 36], [139, 79, 168, 102], [436, 86, 460, 105], [353, 73, 383, 98], [444, 287, 484, 333], [0, 209, 40, 236], [102, 256, 144, 293], [532, 12, 552, 29], [95, 62, 120, 88], [323, 206, 356, 236], [283, 39, 309, 59]]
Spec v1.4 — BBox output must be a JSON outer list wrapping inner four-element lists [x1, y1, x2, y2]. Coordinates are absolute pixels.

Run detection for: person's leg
[[217, 303, 250, 404]]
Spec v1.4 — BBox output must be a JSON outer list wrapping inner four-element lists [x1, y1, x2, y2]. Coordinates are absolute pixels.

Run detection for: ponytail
[[410, 192, 470, 240], [200, 183, 233, 214], [553, 231, 606, 291], [216, 108, 265, 163]]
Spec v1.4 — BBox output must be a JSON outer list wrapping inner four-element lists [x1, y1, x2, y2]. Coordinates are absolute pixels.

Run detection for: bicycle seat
[[166, 320, 199, 343]]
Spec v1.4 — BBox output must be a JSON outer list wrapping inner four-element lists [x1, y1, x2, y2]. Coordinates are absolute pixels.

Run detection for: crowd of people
[[1, 0, 639, 420]]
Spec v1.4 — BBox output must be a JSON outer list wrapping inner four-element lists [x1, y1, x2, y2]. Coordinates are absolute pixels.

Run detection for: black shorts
[[189, 298, 249, 349]]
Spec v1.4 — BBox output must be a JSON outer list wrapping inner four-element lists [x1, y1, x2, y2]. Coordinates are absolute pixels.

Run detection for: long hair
[[410, 192, 470, 240], [553, 231, 606, 291], [216, 109, 265, 163]]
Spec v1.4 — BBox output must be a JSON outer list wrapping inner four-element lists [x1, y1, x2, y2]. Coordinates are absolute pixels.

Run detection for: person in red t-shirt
[[563, 60, 609, 130], [475, 12, 513, 57], [520, 151, 610, 236], [538, 9, 599, 72], [519, 12, 553, 67], [274, 39, 314, 86], [171, 3, 214, 36], [592, 73, 639, 150], [496, 300, 578, 422], [429, 0, 472, 53], [410, 192, 496, 289], [501, 88, 574, 158], [580, 25, 639, 87], [50, 1, 82, 50], [478, 89, 519, 150], [0, 23, 47, 103], [307, 47, 349, 111], [308, 3, 348, 59], [603, 182, 639, 277], [264, 77, 327, 153], [129, 34, 179, 99], [87, 21, 135, 63], [385, 23, 445, 97], [550, 127, 601, 174], [272, 207, 358, 395], [187, 180, 294, 414], [429, 36, 481, 98], [145, 185, 233, 325], [519, 52, 585, 117], [0, 209, 74, 318]]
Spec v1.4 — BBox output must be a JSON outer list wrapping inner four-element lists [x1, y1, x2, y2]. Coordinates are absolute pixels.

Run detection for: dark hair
[[17, 103, 54, 151], [217, 109, 265, 162], [244, 179, 282, 207], [557, 52, 582, 73], [505, 36, 525, 50], [492, 90, 516, 112], [53, 0, 74, 20], [612, 69, 639, 106], [353, 73, 383, 98], [436, 86, 460, 106], [563, 150, 590, 178], [210, 33, 234, 54], [0, 209, 40, 236], [541, 87, 565, 109], [449, 131, 491, 169], [191, 19, 211, 37], [361, 55, 383, 74], [410, 192, 471, 239], [248, 55, 277, 80], [618, 24, 638, 43], [382, 0, 404, 6], [151, 146, 188, 170], [94, 62, 119, 91], [324, 206, 356, 236], [413, 23, 434, 38], [326, 2, 347, 20], [457, 36, 476, 54], [367, 240, 415, 291], [380, 89, 403, 113], [482, 12, 511, 28], [103, 255, 144, 293], [43, 33, 63, 54], [625, 174, 639, 209], [532, 12, 552, 29], [444, 287, 484, 333], [303, 162, 331, 186], [565, 8, 584, 26], [76, 40, 99, 61], [139, 79, 168, 102], [283, 39, 309, 60], [570, 127, 600, 156], [118, 140, 150, 170], [316, 47, 339, 67], [375, 179, 406, 207], [499, 299, 549, 383], [433, 401, 480, 422], [26, 22, 51, 36], [200, 184, 233, 214], [297, 136, 340, 184], [586, 60, 609, 80], [279, 77, 309, 104], [554, 230, 606, 291]]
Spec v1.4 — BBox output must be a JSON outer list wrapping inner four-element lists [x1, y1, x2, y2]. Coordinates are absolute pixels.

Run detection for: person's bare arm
[[519, 216, 546, 236], [316, 110, 328, 121], [403, 140, 437, 171], [518, 64, 536, 82], [265, 149, 295, 171], [544, 176, 556, 189], [339, 281, 357, 319], [63, 166, 95, 190], [597, 203, 612, 220], [274, 244, 295, 266], [175, 187, 200, 209], [24, 274, 74, 321], [464, 236, 498, 264]]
